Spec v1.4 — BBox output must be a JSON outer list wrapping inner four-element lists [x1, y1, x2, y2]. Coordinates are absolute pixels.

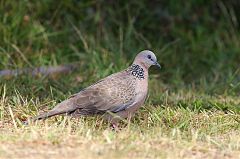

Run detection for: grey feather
[[33, 70, 137, 121]]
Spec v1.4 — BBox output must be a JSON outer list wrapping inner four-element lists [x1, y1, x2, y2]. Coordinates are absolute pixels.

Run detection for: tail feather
[[33, 99, 77, 121], [33, 110, 64, 121]]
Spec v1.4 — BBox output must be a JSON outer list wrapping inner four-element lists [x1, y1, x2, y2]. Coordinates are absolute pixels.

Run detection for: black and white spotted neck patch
[[127, 64, 145, 80]]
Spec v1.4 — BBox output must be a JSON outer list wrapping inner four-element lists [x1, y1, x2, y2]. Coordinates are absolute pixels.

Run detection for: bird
[[32, 50, 161, 127]]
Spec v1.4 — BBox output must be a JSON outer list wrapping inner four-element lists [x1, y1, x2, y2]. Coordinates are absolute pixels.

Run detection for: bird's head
[[133, 50, 161, 69]]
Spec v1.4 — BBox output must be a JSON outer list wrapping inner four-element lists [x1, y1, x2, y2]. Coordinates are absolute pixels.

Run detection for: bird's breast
[[135, 78, 148, 99]]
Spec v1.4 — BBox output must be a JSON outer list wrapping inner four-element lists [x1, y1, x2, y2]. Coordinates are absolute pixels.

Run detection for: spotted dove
[[33, 50, 161, 124]]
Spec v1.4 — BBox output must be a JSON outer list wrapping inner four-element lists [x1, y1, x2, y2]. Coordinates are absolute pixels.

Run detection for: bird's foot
[[110, 123, 120, 131]]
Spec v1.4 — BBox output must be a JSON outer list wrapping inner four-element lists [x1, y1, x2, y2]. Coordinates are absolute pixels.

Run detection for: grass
[[0, 86, 239, 158], [0, 0, 240, 158]]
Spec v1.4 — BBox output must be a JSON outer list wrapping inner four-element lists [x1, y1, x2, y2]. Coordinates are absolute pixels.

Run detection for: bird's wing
[[70, 71, 137, 114], [33, 71, 137, 120]]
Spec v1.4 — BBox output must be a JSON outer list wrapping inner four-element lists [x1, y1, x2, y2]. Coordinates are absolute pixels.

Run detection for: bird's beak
[[155, 62, 161, 69]]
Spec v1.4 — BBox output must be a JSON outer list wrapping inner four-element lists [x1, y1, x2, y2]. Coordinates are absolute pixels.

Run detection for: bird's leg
[[110, 122, 120, 131]]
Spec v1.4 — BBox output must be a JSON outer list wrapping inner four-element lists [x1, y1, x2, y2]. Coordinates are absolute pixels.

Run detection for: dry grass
[[0, 89, 239, 159], [0, 122, 239, 159]]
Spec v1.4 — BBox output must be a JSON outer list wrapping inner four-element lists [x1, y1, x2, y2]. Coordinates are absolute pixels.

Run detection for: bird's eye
[[147, 55, 151, 59]]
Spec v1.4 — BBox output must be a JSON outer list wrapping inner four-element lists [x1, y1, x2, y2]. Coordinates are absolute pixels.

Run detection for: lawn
[[0, 1, 240, 159]]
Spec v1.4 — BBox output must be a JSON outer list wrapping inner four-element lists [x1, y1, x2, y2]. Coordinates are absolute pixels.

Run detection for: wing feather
[[69, 71, 137, 115], [34, 70, 138, 120]]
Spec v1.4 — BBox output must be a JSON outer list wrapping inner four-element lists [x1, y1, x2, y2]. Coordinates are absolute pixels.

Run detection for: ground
[[0, 88, 239, 159]]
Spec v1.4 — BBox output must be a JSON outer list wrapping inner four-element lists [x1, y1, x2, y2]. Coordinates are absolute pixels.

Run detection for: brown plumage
[[33, 50, 161, 124]]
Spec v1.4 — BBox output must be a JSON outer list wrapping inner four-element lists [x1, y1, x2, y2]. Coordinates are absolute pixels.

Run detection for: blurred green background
[[0, 0, 239, 97]]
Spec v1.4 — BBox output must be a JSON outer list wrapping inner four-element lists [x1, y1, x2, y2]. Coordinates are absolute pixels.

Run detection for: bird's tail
[[24, 99, 76, 124], [36, 99, 77, 120], [23, 109, 67, 125], [32, 109, 63, 121]]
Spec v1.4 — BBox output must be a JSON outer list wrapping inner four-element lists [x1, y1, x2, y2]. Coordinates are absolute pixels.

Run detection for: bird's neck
[[127, 63, 148, 80]]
